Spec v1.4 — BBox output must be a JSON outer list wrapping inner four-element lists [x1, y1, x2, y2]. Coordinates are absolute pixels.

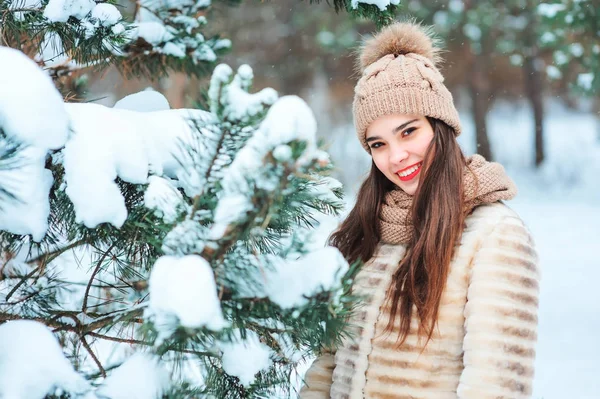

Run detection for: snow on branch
[[1, 0, 229, 78], [0, 320, 90, 398], [0, 50, 354, 397]]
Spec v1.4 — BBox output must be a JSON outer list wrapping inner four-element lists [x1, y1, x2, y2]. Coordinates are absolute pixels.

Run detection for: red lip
[[395, 161, 422, 174], [396, 162, 422, 182]]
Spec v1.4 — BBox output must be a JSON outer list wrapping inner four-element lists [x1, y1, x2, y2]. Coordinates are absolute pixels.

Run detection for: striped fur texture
[[300, 203, 540, 399]]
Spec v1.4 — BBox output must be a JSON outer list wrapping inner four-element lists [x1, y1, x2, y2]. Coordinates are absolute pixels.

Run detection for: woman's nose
[[389, 146, 409, 165]]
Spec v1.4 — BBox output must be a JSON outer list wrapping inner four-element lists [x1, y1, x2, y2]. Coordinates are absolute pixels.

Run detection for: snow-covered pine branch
[[0, 0, 231, 79], [0, 45, 357, 398]]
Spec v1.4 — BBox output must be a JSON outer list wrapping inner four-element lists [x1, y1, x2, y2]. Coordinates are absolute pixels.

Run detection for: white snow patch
[[553, 50, 569, 65], [350, 0, 399, 11], [209, 95, 318, 241], [546, 65, 562, 80], [62, 102, 213, 228], [91, 3, 122, 27], [0, 46, 69, 149], [0, 320, 89, 399], [577, 73, 594, 90], [221, 65, 278, 122], [220, 330, 273, 387], [96, 353, 170, 399], [310, 177, 343, 204], [162, 42, 186, 58], [537, 3, 566, 18], [144, 176, 186, 223], [263, 246, 349, 309], [114, 89, 170, 112], [209, 194, 253, 239], [147, 255, 227, 342], [570, 43, 584, 57], [0, 147, 53, 241], [43, 0, 95, 22], [134, 21, 173, 45]]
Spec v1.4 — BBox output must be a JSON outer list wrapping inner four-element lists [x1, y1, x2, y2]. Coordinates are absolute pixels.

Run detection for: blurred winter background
[[62, 1, 598, 398]]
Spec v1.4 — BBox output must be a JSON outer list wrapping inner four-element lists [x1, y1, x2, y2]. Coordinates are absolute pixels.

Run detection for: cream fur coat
[[299, 203, 540, 399]]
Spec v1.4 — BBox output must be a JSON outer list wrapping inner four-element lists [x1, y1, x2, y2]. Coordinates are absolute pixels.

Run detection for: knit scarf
[[378, 154, 517, 244]]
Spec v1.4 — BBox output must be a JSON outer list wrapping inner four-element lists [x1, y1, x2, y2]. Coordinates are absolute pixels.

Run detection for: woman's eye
[[370, 142, 383, 149], [402, 127, 417, 137]]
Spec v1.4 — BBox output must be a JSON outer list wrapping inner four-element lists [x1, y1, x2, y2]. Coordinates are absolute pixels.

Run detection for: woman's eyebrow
[[392, 119, 419, 134], [366, 119, 419, 143]]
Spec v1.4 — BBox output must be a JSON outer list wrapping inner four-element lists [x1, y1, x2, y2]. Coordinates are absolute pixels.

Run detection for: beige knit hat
[[353, 21, 462, 152]]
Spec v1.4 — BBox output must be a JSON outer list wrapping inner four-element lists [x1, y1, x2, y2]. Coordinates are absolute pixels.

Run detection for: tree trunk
[[523, 57, 545, 167], [523, 1, 545, 167], [468, 54, 493, 161]]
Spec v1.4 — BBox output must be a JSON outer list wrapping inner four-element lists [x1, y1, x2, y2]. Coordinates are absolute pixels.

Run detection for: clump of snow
[[209, 194, 253, 239], [350, 0, 399, 11], [113, 89, 171, 112], [161, 218, 209, 255], [0, 47, 71, 240], [134, 22, 174, 45], [208, 63, 233, 114], [272, 144, 292, 162], [144, 176, 186, 223], [147, 255, 227, 343], [0, 147, 53, 241], [220, 330, 273, 387], [0, 320, 89, 399], [209, 95, 318, 240], [111, 22, 126, 35], [62, 102, 214, 228], [213, 38, 231, 50], [221, 65, 278, 123], [162, 42, 186, 58], [254, 96, 317, 152], [570, 43, 584, 57], [537, 3, 566, 18], [263, 247, 349, 309], [577, 73, 594, 91], [96, 353, 170, 399], [311, 177, 344, 204], [553, 50, 569, 65], [90, 3, 122, 27], [141, 0, 210, 11], [43, 0, 95, 22], [540, 32, 556, 44], [546, 65, 562, 80], [0, 46, 69, 149]]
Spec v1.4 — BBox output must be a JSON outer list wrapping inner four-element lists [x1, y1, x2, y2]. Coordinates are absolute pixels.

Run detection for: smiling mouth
[[396, 162, 423, 182]]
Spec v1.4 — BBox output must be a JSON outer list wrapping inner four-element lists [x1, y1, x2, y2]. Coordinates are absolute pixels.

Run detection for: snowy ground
[[513, 199, 600, 399], [322, 99, 600, 399]]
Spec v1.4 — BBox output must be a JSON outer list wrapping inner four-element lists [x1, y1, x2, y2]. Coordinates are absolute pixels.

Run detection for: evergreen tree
[[0, 0, 404, 396], [0, 44, 362, 397], [537, 0, 599, 95]]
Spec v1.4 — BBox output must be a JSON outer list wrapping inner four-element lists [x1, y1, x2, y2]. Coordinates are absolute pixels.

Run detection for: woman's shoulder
[[465, 202, 532, 241], [467, 201, 524, 226]]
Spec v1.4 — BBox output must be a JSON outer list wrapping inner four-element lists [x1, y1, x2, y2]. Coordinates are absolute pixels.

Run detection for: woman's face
[[365, 114, 434, 196]]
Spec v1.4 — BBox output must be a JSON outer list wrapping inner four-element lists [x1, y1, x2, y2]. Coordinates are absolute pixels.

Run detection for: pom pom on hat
[[357, 21, 442, 73]]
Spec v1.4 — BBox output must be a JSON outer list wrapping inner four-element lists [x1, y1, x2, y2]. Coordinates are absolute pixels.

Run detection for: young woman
[[300, 22, 540, 399]]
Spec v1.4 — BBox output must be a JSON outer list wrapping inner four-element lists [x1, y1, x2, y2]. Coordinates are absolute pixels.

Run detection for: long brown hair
[[329, 117, 466, 346]]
